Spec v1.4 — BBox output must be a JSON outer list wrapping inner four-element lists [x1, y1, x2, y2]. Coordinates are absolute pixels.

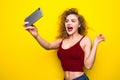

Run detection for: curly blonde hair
[[57, 8, 88, 39]]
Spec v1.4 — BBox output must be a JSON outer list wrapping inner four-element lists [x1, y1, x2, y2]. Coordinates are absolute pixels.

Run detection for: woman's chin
[[67, 32, 73, 36]]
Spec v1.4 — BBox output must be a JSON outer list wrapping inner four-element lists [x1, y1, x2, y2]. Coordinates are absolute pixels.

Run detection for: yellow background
[[0, 0, 120, 80]]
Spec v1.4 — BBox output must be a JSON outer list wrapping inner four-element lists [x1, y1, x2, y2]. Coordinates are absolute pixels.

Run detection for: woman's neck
[[68, 33, 82, 40]]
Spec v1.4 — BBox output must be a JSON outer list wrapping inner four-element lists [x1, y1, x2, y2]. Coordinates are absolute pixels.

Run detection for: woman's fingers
[[24, 22, 29, 24], [23, 22, 29, 26], [25, 26, 35, 31], [23, 22, 34, 30], [98, 34, 105, 41]]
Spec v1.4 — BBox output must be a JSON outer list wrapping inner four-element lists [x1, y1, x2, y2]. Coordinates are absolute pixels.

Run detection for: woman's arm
[[23, 22, 62, 50], [34, 35, 62, 50], [84, 34, 105, 69]]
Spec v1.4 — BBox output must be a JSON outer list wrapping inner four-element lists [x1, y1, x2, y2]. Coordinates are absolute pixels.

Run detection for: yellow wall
[[0, 0, 120, 80]]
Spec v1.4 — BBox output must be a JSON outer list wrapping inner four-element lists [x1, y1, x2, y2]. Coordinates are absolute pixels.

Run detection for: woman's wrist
[[33, 34, 39, 39], [93, 41, 99, 46]]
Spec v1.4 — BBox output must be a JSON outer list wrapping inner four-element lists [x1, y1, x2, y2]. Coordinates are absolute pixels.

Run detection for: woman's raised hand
[[23, 22, 38, 37], [94, 34, 105, 44]]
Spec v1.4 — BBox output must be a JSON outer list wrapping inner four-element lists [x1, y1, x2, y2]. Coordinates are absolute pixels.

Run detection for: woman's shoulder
[[56, 38, 63, 44], [83, 36, 91, 43], [84, 36, 91, 40]]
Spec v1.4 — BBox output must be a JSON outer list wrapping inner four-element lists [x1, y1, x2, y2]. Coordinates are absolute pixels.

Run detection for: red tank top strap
[[79, 36, 85, 42]]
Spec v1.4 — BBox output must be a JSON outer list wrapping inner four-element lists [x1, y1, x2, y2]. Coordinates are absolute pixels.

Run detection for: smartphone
[[24, 8, 43, 26]]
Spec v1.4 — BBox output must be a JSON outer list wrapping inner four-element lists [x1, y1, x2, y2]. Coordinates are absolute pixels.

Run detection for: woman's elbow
[[43, 46, 51, 50], [44, 45, 55, 50], [85, 66, 92, 70], [84, 63, 93, 70], [45, 48, 50, 50]]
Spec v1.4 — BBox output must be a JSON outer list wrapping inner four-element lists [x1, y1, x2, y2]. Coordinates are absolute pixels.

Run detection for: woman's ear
[[78, 24, 81, 28]]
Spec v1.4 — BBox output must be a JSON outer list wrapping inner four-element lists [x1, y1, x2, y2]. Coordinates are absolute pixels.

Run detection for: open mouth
[[67, 26, 73, 32]]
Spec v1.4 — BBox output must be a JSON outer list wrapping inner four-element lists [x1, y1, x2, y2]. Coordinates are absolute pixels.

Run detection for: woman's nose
[[67, 21, 72, 25]]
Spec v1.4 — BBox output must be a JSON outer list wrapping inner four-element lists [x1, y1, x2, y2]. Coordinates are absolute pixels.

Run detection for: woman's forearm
[[34, 35, 51, 50], [85, 42, 98, 69]]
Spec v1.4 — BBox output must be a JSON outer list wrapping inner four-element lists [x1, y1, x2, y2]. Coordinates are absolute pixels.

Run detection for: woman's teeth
[[67, 27, 73, 32]]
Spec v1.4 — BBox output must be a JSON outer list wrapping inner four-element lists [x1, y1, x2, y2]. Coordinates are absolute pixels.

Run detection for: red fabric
[[57, 36, 85, 72]]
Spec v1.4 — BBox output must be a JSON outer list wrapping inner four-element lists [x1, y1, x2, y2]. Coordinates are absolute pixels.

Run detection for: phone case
[[24, 8, 43, 26]]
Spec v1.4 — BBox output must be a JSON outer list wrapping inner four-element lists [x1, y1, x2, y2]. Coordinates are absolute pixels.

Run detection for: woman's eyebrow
[[71, 19, 77, 21], [66, 18, 77, 20]]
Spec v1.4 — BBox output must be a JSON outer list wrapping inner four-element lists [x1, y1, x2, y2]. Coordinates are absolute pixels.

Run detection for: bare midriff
[[64, 71, 84, 80]]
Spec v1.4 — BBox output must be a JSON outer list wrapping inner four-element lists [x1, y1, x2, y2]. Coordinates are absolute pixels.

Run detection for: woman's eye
[[65, 20, 68, 22], [72, 20, 76, 22]]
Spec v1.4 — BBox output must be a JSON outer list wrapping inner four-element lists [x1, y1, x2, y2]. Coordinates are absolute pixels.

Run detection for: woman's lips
[[67, 26, 73, 32]]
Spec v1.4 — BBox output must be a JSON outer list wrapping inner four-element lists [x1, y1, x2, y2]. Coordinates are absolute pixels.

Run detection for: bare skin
[[23, 14, 105, 80], [65, 71, 84, 80]]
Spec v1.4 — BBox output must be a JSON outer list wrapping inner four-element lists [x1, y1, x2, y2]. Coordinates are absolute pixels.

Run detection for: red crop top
[[57, 36, 85, 72]]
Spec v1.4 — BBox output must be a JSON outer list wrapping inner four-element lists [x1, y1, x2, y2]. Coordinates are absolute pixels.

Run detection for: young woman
[[24, 8, 105, 80]]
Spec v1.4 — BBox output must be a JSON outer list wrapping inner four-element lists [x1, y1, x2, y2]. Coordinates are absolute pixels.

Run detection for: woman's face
[[65, 14, 80, 36]]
